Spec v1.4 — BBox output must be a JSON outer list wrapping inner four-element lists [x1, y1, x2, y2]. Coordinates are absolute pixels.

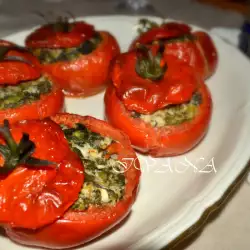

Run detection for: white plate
[[2, 15, 250, 250]]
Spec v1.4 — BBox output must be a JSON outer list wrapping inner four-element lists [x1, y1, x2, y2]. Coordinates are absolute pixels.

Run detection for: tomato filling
[[61, 123, 126, 210], [131, 92, 202, 127], [0, 76, 52, 110], [31, 32, 102, 64]]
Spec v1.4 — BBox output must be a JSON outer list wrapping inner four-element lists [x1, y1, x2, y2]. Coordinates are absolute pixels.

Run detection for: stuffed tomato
[[25, 18, 120, 97], [130, 19, 218, 79], [105, 43, 212, 157], [0, 40, 64, 124], [6, 113, 141, 249]]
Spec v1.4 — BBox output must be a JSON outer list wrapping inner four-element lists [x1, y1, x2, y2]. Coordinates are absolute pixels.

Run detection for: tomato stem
[[52, 16, 73, 33], [0, 120, 56, 174], [135, 43, 167, 81]]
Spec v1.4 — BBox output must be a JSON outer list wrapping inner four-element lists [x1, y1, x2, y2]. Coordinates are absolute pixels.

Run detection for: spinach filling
[[62, 123, 126, 211], [31, 32, 102, 64], [132, 92, 202, 127], [0, 76, 52, 110]]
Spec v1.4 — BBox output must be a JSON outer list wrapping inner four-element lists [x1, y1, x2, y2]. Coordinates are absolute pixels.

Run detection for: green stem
[[0, 120, 56, 174], [135, 43, 167, 81], [52, 16, 73, 33], [0, 120, 17, 155]]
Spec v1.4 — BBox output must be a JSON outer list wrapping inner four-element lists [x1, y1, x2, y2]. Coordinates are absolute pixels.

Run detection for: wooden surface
[[197, 0, 249, 14]]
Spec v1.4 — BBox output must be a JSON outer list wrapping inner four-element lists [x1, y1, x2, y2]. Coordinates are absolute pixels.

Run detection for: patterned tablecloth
[[0, 1, 248, 249]]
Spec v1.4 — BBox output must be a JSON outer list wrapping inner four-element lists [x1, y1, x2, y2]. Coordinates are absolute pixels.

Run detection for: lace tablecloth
[[0, 1, 248, 250]]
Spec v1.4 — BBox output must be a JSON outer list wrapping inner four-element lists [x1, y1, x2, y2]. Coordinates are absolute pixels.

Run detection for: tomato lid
[[0, 119, 84, 229], [0, 40, 41, 85], [134, 19, 193, 46], [112, 43, 200, 114], [26, 19, 95, 48]]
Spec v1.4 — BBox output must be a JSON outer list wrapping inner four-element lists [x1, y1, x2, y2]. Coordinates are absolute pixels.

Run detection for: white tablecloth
[[0, 1, 248, 250]]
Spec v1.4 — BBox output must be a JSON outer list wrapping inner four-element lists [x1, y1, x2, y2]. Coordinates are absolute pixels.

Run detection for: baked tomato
[[0, 119, 83, 229], [130, 19, 218, 79], [0, 40, 64, 124], [6, 114, 141, 249], [25, 17, 120, 97], [105, 43, 212, 157]]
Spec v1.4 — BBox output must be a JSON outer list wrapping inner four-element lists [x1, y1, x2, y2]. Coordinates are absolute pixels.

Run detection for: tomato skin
[[131, 22, 192, 47], [0, 119, 84, 229], [193, 31, 218, 78], [0, 39, 41, 84], [0, 74, 65, 125], [29, 31, 120, 97], [6, 114, 140, 249], [111, 47, 200, 114], [0, 40, 64, 124], [26, 21, 95, 49], [0, 39, 41, 70], [105, 83, 212, 157], [161, 39, 207, 82], [130, 22, 218, 79]]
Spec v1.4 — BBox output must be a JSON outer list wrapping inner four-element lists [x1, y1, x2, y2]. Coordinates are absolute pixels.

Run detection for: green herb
[[31, 32, 102, 64], [138, 92, 202, 127], [0, 76, 52, 110], [62, 124, 126, 210], [135, 43, 167, 81], [137, 18, 161, 35]]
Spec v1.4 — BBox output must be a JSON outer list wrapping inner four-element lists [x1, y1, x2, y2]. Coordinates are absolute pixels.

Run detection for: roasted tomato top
[[0, 119, 84, 229], [26, 18, 95, 49], [135, 19, 192, 45], [0, 40, 41, 84], [6, 114, 141, 249], [130, 19, 218, 79], [112, 43, 200, 114]]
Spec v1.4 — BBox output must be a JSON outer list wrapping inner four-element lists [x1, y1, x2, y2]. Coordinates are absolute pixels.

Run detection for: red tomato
[[41, 32, 120, 97], [105, 82, 212, 157], [0, 119, 84, 229], [194, 31, 218, 78], [130, 20, 218, 79], [25, 19, 120, 97], [0, 74, 65, 124], [6, 114, 141, 249], [0, 40, 64, 124], [105, 42, 211, 156]]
